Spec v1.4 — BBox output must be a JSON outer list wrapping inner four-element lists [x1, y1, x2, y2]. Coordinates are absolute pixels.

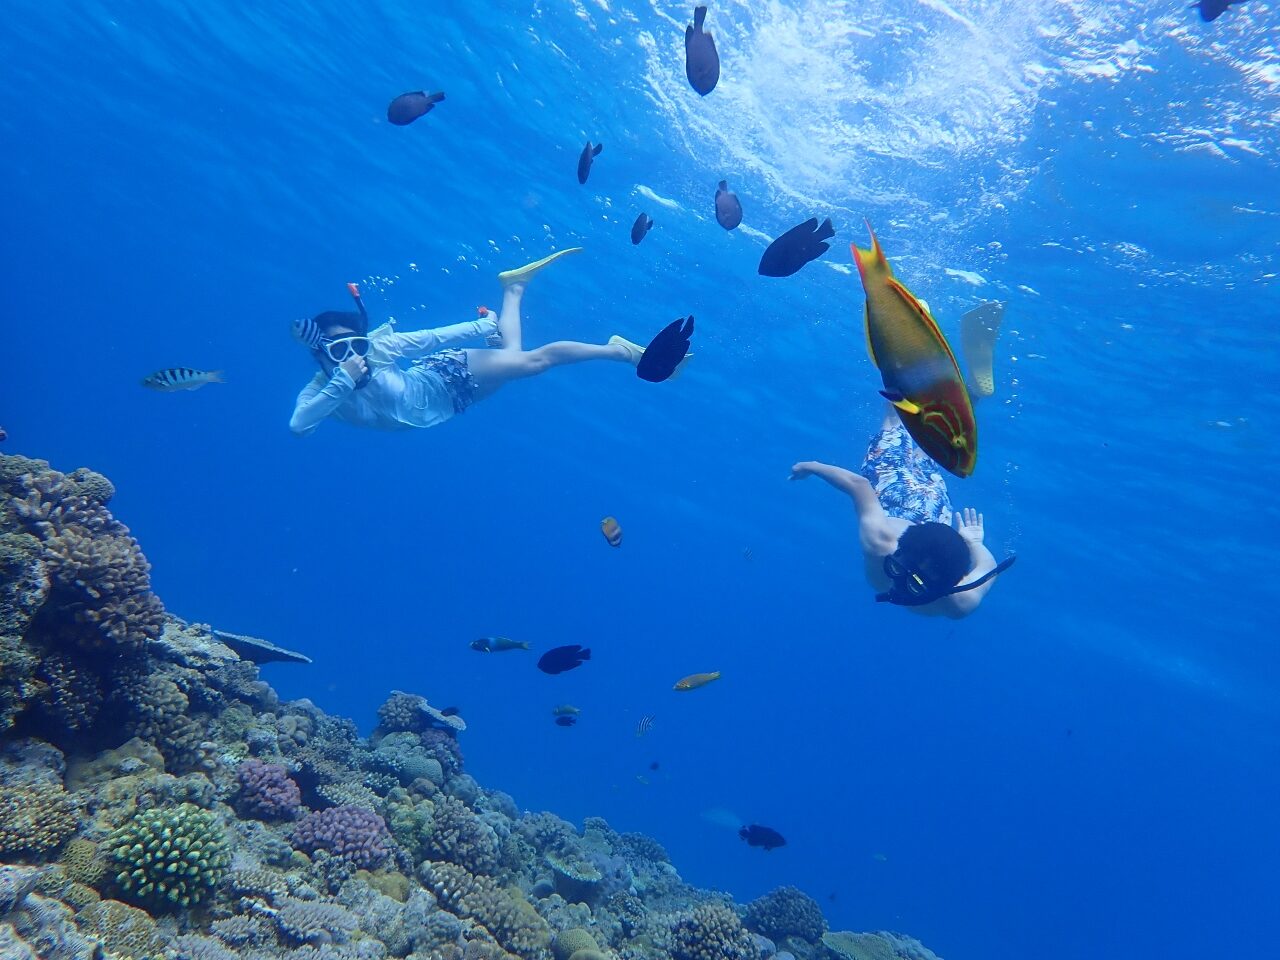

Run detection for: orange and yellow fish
[[600, 516, 623, 547], [851, 224, 977, 478], [673, 671, 721, 691]]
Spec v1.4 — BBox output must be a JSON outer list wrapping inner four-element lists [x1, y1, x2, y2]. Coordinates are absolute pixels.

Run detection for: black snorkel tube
[[875, 555, 1017, 606]]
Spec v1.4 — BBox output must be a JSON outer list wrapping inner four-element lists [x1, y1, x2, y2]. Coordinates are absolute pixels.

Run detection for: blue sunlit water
[[4, 1, 1279, 958]]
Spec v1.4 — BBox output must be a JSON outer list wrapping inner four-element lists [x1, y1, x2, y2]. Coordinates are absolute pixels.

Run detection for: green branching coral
[[106, 803, 229, 909]]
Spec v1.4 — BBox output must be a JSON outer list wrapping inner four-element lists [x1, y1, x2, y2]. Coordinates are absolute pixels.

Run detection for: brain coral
[[78, 898, 169, 958], [0, 782, 78, 861], [743, 886, 828, 943], [106, 803, 229, 909], [293, 804, 394, 869], [235, 758, 302, 821], [821, 931, 901, 960], [422, 861, 552, 960], [672, 902, 760, 960], [553, 927, 600, 960]]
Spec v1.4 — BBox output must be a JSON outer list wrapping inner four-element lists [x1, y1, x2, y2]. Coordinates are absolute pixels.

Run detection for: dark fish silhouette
[[637, 316, 694, 383], [1194, 0, 1248, 21], [440, 706, 461, 717], [387, 91, 445, 126], [739, 824, 786, 851], [631, 213, 654, 245], [554, 715, 577, 727], [758, 217, 835, 277], [685, 6, 720, 96], [715, 180, 742, 230], [470, 636, 531, 653], [578, 141, 603, 184], [649, 760, 660, 771], [537, 644, 591, 675]]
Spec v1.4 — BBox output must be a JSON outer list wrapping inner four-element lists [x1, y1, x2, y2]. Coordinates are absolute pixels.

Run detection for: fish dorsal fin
[[592, 143, 603, 157]]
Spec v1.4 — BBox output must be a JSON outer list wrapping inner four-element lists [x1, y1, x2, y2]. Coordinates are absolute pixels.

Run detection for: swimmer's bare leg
[[466, 340, 632, 400], [495, 282, 525, 351]]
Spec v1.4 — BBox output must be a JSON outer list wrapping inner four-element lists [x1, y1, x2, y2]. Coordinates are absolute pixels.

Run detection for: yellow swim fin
[[960, 301, 1005, 399], [498, 247, 584, 286]]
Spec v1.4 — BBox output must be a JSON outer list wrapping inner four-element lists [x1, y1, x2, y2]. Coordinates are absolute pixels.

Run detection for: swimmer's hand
[[339, 356, 368, 382], [955, 507, 984, 545], [789, 461, 819, 480]]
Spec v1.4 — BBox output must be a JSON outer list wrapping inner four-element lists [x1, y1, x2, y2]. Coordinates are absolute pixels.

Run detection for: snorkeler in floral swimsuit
[[790, 405, 1013, 619], [289, 248, 670, 436]]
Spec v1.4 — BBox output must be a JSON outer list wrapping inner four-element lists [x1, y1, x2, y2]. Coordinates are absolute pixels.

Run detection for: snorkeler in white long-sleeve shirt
[[289, 247, 673, 436]]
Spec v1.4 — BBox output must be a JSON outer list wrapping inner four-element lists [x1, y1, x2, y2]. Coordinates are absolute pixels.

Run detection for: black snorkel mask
[[875, 553, 1017, 606]]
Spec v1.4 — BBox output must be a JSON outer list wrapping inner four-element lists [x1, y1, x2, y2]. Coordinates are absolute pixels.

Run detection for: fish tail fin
[[592, 143, 603, 157], [694, 5, 707, 30], [816, 218, 835, 242], [429, 91, 445, 103], [517, 641, 531, 649], [208, 370, 226, 383], [865, 220, 889, 268]]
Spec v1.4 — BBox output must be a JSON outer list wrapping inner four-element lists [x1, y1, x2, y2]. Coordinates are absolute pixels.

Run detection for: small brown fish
[[601, 516, 622, 547], [387, 91, 445, 126], [141, 368, 225, 392], [674, 671, 721, 691]]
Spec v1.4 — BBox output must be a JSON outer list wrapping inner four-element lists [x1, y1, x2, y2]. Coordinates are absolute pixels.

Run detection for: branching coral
[[292, 804, 394, 869], [0, 782, 78, 861], [744, 886, 828, 944], [671, 902, 760, 960], [235, 759, 302, 821], [425, 794, 502, 875], [275, 896, 358, 945], [106, 803, 229, 910], [422, 861, 552, 960]]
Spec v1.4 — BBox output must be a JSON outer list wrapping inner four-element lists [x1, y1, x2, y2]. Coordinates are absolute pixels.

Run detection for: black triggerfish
[[685, 6, 720, 96], [631, 213, 654, 245], [578, 141, 603, 184], [739, 824, 786, 851], [715, 180, 742, 230], [637, 316, 694, 383], [1195, 0, 1249, 21], [387, 91, 445, 126], [537, 644, 591, 675]]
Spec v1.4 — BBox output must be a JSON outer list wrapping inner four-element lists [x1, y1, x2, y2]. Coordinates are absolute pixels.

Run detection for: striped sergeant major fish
[[141, 368, 225, 392], [636, 714, 656, 737]]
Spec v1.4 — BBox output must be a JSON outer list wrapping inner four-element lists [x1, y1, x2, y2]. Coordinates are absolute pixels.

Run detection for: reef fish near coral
[[140, 367, 225, 391], [740, 823, 787, 850], [852, 224, 978, 478], [538, 644, 591, 674], [685, 5, 720, 96], [673, 671, 721, 691]]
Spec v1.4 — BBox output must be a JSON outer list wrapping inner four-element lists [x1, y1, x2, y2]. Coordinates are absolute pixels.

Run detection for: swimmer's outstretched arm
[[385, 313, 499, 359], [790, 461, 897, 553], [289, 368, 356, 436]]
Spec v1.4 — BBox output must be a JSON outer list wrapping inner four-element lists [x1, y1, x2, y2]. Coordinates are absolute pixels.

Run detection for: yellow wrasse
[[851, 224, 977, 478], [673, 671, 721, 691]]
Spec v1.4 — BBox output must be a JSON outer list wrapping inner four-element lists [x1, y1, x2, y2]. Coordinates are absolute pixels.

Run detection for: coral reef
[[293, 805, 395, 870], [236, 759, 303, 821], [744, 886, 828, 944], [0, 453, 946, 960], [106, 802, 230, 910]]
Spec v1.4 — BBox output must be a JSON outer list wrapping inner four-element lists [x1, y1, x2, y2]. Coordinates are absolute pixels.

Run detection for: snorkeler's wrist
[[331, 367, 357, 389]]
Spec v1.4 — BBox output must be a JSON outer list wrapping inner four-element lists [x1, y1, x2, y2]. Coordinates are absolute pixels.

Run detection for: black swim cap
[[312, 310, 367, 338], [893, 522, 972, 592]]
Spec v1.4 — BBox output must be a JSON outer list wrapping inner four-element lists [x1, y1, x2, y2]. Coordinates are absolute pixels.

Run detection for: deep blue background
[[3, 2, 1279, 959]]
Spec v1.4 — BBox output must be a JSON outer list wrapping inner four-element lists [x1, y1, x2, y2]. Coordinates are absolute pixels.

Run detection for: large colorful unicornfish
[[851, 224, 978, 478]]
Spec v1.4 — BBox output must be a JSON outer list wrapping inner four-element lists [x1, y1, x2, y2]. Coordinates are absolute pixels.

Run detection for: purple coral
[[292, 805, 393, 869], [236, 759, 302, 821]]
